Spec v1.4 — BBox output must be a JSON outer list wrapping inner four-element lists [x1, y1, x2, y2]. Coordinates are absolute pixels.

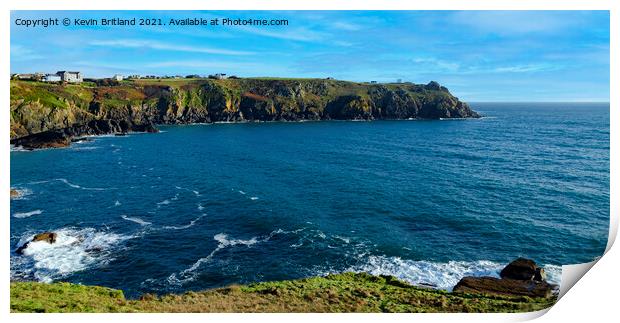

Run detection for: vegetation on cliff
[[11, 272, 554, 313], [10, 78, 478, 141]]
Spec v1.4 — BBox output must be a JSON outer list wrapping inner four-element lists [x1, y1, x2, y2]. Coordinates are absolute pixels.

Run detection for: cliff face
[[10, 78, 479, 147]]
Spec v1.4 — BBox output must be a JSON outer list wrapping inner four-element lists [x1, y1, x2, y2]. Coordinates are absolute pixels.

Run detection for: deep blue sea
[[10, 103, 609, 298]]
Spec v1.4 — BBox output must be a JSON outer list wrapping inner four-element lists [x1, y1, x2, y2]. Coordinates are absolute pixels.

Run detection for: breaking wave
[[11, 227, 131, 283], [336, 256, 561, 291]]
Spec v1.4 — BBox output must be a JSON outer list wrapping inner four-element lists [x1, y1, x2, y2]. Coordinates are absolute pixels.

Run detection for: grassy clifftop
[[10, 78, 478, 140], [11, 273, 554, 313]]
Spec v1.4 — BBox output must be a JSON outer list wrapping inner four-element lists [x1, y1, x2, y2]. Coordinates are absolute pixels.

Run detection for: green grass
[[11, 273, 556, 313]]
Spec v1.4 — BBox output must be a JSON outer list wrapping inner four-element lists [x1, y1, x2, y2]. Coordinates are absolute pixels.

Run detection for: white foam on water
[[157, 199, 171, 206], [197, 203, 205, 211], [71, 146, 100, 151], [162, 214, 206, 230], [340, 256, 562, 291], [167, 231, 280, 285], [238, 190, 246, 195], [13, 228, 130, 283], [57, 178, 107, 190], [114, 200, 122, 206], [542, 264, 562, 286], [28, 178, 109, 191], [121, 215, 152, 226], [10, 144, 30, 152], [250, 197, 259, 200], [12, 209, 43, 218], [333, 235, 351, 244], [174, 186, 200, 196]]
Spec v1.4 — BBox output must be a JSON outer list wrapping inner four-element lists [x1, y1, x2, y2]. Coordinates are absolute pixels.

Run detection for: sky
[[10, 11, 609, 102]]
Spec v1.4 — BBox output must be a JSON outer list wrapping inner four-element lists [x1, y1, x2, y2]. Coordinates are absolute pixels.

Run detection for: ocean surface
[[10, 102, 609, 298]]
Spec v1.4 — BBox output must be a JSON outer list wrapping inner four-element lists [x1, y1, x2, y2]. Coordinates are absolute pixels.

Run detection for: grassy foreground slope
[[11, 273, 555, 313]]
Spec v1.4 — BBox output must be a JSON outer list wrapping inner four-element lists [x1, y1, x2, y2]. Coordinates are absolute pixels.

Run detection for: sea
[[10, 102, 610, 298]]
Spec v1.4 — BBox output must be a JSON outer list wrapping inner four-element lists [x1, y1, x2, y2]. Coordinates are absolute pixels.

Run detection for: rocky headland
[[10, 78, 479, 149]]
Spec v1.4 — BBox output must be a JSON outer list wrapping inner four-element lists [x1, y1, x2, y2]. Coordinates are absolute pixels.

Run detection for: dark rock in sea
[[10, 119, 159, 150], [453, 276, 554, 299], [16, 232, 57, 255], [453, 258, 556, 298], [500, 257, 541, 281], [32, 232, 57, 243]]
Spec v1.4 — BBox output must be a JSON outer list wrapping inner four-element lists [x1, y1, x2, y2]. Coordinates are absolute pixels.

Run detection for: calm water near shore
[[10, 102, 609, 297]]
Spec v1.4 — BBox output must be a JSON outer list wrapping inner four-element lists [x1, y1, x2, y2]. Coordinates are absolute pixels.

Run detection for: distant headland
[[10, 74, 479, 149]]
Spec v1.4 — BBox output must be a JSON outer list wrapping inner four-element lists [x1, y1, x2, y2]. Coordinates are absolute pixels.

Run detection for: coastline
[[9, 117, 481, 151], [10, 78, 479, 150]]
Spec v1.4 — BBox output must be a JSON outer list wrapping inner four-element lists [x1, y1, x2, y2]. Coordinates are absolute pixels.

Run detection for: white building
[[43, 74, 61, 82], [113, 74, 124, 81], [56, 71, 83, 83], [209, 73, 227, 80]]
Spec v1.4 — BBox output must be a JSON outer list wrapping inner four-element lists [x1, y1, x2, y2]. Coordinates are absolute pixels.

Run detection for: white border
[[2, 1, 617, 322]]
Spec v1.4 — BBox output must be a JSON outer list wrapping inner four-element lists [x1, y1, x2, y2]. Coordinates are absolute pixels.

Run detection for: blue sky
[[11, 11, 609, 102]]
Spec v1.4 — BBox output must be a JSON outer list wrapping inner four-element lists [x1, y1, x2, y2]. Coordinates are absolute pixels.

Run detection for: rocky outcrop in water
[[10, 119, 158, 150], [10, 78, 479, 148], [500, 257, 546, 282], [453, 258, 556, 298], [16, 232, 57, 255]]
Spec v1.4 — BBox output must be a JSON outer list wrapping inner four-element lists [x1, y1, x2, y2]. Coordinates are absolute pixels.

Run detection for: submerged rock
[[453, 258, 556, 298], [16, 232, 57, 255], [10, 189, 20, 199]]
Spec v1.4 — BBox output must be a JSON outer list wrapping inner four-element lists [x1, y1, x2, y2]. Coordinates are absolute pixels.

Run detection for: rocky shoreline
[[12, 231, 556, 305], [10, 119, 158, 150]]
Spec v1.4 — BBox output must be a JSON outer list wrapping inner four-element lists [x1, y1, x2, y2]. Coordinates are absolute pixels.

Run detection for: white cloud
[[89, 39, 254, 56]]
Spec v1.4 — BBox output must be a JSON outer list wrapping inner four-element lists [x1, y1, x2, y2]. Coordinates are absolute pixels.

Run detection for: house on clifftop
[[56, 71, 83, 83]]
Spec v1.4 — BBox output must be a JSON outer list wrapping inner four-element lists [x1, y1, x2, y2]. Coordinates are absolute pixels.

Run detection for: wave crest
[[12, 227, 131, 283]]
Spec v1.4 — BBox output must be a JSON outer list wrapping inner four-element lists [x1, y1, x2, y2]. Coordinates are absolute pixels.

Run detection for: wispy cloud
[[331, 21, 363, 31], [89, 39, 254, 56], [449, 11, 579, 35], [145, 60, 261, 69], [11, 44, 44, 61], [412, 57, 460, 72], [489, 64, 558, 73], [234, 25, 325, 42]]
